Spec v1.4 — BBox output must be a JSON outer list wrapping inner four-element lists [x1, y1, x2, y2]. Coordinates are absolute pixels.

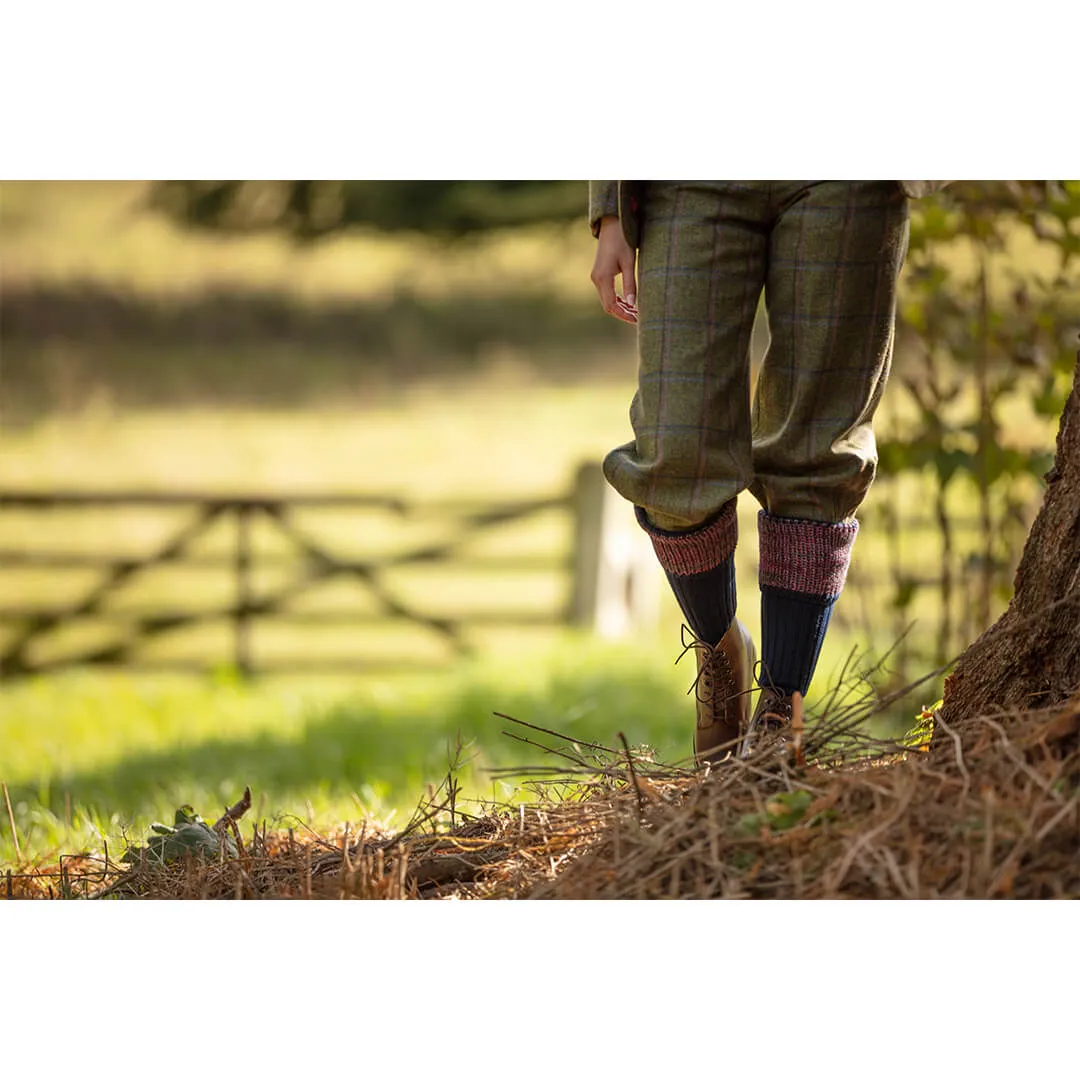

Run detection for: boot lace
[[675, 624, 737, 705], [752, 682, 794, 736]]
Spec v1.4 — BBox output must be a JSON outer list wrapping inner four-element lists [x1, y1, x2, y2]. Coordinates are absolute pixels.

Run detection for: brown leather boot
[[685, 619, 756, 767], [740, 686, 794, 759]]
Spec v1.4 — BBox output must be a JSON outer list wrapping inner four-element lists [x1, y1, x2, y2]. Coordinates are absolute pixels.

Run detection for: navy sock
[[635, 501, 740, 645], [757, 511, 858, 697], [666, 560, 737, 645], [760, 586, 834, 696]]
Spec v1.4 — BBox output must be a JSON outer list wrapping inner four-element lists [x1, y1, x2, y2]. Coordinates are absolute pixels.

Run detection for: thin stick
[[494, 713, 616, 756], [2, 782, 21, 862], [1033, 789, 1080, 845], [932, 707, 971, 802], [825, 784, 917, 895], [226, 816, 246, 858], [617, 732, 645, 820]]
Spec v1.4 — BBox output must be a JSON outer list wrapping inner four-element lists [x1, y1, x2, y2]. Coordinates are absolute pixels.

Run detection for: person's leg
[[603, 182, 769, 762], [744, 180, 909, 752], [605, 181, 766, 532]]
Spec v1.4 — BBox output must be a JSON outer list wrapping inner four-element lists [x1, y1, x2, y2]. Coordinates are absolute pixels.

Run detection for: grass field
[[0, 182, 1064, 872], [0, 638, 705, 866]]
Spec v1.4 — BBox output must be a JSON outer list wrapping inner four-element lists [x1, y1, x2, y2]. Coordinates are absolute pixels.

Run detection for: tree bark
[[940, 354, 1080, 731]]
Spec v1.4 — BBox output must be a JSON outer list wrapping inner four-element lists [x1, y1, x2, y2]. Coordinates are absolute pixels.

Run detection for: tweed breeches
[[603, 181, 910, 530]]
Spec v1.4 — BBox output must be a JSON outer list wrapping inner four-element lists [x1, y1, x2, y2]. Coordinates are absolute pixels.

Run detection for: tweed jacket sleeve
[[588, 181, 620, 236], [588, 181, 645, 250]]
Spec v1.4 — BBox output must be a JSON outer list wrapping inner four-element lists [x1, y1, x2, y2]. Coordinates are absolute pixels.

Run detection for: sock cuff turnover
[[758, 511, 858, 599], [636, 500, 739, 577]]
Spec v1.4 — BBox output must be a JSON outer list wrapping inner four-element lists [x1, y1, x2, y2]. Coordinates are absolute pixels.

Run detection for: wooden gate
[[0, 468, 661, 676]]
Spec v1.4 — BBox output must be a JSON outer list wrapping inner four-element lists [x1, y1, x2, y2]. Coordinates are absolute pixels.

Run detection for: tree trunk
[[940, 353, 1080, 730]]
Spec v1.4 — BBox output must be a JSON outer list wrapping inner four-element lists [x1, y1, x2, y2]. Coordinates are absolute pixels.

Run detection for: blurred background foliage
[[151, 180, 586, 239], [0, 181, 622, 414], [882, 179, 1080, 663], [1, 179, 1078, 866]]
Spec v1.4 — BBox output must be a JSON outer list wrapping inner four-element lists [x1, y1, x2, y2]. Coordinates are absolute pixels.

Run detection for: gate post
[[570, 462, 661, 639], [234, 503, 253, 676]]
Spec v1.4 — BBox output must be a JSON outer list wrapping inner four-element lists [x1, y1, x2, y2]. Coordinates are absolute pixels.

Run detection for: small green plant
[[902, 699, 942, 752], [735, 789, 815, 836]]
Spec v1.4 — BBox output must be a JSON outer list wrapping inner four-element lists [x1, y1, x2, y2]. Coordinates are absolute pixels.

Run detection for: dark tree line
[[151, 181, 586, 240]]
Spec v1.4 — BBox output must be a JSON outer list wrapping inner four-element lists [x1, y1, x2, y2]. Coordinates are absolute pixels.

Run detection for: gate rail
[[0, 470, 660, 676], [0, 489, 573, 676]]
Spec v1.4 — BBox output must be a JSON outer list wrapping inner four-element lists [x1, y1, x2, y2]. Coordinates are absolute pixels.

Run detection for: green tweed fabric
[[588, 181, 619, 234], [601, 181, 910, 530]]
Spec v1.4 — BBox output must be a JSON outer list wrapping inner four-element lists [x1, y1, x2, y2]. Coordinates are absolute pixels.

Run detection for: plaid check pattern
[[602, 181, 910, 531]]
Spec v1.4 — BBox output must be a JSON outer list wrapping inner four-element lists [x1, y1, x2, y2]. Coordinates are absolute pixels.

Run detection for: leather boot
[[688, 618, 756, 766], [740, 686, 794, 759]]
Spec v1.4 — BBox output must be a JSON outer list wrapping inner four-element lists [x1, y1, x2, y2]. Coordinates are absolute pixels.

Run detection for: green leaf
[[934, 449, 971, 487], [734, 813, 766, 838], [764, 790, 814, 831], [1033, 375, 1069, 418], [902, 700, 941, 752]]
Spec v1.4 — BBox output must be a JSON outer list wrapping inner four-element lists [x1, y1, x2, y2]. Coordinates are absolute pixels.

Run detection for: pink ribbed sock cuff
[[635, 500, 739, 577], [758, 511, 858, 599]]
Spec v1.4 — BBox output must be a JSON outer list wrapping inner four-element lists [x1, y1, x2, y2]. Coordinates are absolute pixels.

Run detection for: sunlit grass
[[0, 637, 699, 866], [0, 625, 952, 870], [1, 378, 638, 492]]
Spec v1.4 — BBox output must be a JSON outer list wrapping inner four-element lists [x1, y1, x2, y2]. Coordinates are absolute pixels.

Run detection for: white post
[[570, 462, 661, 639]]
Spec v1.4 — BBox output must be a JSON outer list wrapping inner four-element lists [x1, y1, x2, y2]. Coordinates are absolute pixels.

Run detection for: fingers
[[621, 252, 637, 313], [613, 253, 638, 324], [593, 281, 637, 325], [590, 221, 639, 324], [592, 268, 620, 319], [612, 295, 638, 323], [590, 261, 638, 324]]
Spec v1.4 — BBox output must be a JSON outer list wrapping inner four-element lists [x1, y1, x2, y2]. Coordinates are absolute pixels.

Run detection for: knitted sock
[[760, 588, 835, 696], [757, 511, 858, 696], [636, 500, 738, 645]]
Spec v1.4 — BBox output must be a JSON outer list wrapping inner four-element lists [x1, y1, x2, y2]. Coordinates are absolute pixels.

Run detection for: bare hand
[[590, 216, 638, 324]]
